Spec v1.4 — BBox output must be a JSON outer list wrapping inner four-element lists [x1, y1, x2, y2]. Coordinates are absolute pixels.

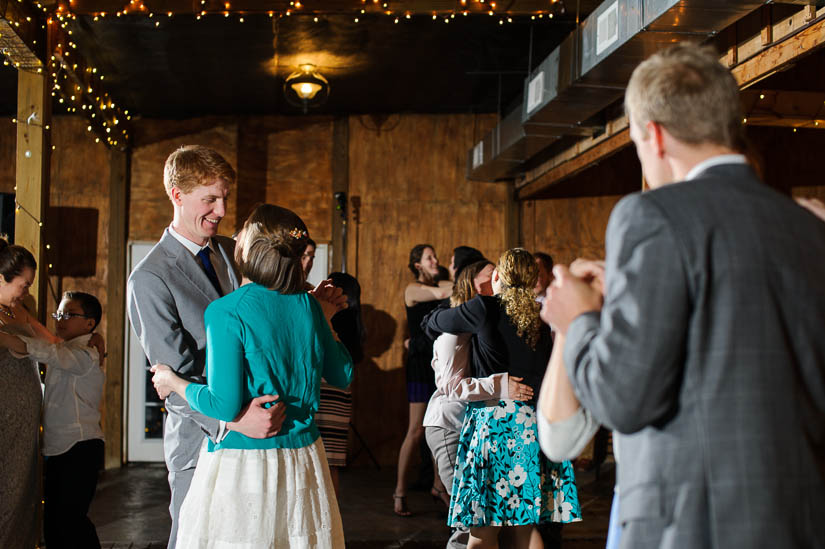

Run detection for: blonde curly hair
[[497, 248, 541, 348]]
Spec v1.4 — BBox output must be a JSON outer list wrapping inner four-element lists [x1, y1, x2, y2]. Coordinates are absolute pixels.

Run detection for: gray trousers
[[167, 468, 195, 549], [425, 425, 469, 549]]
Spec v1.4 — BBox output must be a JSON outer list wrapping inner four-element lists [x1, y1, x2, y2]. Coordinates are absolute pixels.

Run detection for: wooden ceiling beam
[[516, 116, 630, 200], [0, 0, 46, 71], [39, 0, 567, 16], [742, 90, 825, 130]]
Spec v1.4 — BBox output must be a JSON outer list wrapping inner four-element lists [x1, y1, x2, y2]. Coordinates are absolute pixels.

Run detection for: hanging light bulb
[[284, 64, 330, 113]]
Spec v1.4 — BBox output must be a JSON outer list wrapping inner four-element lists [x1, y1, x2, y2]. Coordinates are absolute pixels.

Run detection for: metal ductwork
[[467, 106, 567, 182], [468, 0, 769, 181]]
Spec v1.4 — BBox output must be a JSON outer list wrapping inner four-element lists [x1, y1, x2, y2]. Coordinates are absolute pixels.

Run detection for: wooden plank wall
[[519, 146, 642, 265], [520, 195, 623, 266], [346, 113, 500, 464]]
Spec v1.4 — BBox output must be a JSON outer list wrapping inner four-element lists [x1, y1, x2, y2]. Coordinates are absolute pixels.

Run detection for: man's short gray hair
[[625, 43, 745, 150]]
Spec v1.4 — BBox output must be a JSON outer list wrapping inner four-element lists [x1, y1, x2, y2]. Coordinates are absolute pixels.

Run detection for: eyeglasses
[[51, 312, 92, 321]]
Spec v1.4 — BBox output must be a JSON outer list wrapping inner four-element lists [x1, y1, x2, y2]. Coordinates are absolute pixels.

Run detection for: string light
[[66, 4, 560, 22]]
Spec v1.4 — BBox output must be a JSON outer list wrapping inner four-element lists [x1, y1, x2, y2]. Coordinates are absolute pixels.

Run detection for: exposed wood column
[[331, 116, 349, 274], [505, 181, 520, 249], [104, 148, 129, 469], [15, 70, 50, 318]]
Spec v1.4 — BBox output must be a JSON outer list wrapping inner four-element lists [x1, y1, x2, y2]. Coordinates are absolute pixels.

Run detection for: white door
[[306, 242, 330, 287], [125, 241, 164, 462]]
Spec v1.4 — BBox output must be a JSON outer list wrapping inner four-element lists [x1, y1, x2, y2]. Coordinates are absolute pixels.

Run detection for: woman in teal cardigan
[[152, 204, 353, 549]]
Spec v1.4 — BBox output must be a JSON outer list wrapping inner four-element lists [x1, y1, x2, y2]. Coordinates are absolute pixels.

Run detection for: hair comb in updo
[[289, 228, 308, 239]]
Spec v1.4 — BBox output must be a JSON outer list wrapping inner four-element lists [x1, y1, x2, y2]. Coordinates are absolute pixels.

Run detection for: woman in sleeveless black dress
[[393, 244, 453, 516]]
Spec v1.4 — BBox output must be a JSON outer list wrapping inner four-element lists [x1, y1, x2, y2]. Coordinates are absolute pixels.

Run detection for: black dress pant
[[44, 438, 104, 549]]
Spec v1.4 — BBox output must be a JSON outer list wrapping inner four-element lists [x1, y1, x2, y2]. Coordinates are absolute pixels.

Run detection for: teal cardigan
[[184, 283, 354, 451]]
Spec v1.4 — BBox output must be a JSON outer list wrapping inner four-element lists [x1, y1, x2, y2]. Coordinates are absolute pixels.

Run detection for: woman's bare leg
[[509, 525, 536, 549], [394, 402, 427, 514], [468, 526, 501, 549]]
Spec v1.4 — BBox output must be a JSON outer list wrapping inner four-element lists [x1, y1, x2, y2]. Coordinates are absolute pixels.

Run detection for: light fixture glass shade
[[293, 81, 323, 100], [284, 64, 330, 112]]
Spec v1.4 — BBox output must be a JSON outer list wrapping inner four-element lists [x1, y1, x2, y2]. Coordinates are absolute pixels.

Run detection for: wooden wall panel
[[45, 116, 116, 461], [264, 119, 334, 242], [0, 122, 15, 194], [520, 195, 623, 267], [346, 113, 501, 465]]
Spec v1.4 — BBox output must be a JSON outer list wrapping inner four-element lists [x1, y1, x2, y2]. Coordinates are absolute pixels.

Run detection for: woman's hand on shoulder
[[87, 332, 106, 366], [16, 305, 61, 343]]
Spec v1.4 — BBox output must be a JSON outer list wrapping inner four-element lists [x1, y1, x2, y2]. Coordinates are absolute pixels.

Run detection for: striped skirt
[[316, 382, 352, 467]]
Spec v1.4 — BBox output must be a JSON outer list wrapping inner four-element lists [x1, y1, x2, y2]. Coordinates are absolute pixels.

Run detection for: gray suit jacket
[[564, 164, 825, 548], [127, 229, 240, 472]]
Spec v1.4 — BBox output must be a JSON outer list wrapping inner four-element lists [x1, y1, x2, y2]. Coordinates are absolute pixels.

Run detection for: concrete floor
[[89, 462, 614, 549]]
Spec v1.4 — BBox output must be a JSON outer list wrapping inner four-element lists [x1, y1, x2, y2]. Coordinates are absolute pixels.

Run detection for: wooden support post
[[505, 181, 520, 249], [804, 4, 816, 23], [733, 16, 825, 88], [331, 116, 349, 275], [104, 148, 128, 469], [724, 25, 738, 67], [761, 6, 773, 47], [15, 70, 50, 318]]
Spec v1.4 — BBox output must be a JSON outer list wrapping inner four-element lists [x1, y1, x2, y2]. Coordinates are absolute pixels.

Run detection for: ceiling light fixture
[[284, 64, 329, 113]]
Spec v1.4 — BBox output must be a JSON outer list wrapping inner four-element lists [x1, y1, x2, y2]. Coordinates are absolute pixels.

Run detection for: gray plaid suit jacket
[[127, 230, 240, 471], [564, 163, 825, 548]]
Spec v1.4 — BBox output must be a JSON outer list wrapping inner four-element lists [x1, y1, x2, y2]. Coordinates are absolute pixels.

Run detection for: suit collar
[[157, 229, 222, 300]]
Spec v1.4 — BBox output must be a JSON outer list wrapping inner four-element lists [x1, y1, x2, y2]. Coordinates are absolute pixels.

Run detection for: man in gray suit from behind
[[127, 145, 285, 549], [543, 44, 825, 548]]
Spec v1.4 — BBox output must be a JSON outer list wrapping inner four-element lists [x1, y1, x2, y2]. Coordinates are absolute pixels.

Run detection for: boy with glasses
[[0, 291, 104, 549]]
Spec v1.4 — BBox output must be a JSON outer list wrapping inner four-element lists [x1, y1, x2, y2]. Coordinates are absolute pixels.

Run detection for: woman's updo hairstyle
[[0, 237, 36, 283], [238, 204, 309, 294], [496, 248, 541, 348], [408, 244, 434, 279]]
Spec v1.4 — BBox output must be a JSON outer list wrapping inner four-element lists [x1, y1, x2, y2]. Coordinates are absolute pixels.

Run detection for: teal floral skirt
[[448, 400, 581, 528]]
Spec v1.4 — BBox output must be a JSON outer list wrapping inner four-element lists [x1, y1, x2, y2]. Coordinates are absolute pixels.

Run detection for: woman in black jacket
[[425, 248, 581, 549]]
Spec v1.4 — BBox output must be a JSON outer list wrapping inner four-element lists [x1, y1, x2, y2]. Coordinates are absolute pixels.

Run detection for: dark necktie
[[196, 247, 223, 297]]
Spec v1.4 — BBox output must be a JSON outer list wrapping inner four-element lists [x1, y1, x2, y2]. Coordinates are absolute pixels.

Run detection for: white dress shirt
[[20, 333, 103, 456]]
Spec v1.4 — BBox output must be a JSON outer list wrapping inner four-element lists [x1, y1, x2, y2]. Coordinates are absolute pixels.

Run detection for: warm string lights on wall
[[11, 195, 57, 272], [0, 2, 133, 150], [40, 0, 567, 26]]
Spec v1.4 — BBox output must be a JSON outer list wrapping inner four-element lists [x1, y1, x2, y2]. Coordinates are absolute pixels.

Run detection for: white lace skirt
[[176, 438, 345, 549]]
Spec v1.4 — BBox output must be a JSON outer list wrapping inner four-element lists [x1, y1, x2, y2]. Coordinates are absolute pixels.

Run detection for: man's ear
[[170, 186, 183, 206], [492, 269, 500, 283], [648, 120, 666, 158]]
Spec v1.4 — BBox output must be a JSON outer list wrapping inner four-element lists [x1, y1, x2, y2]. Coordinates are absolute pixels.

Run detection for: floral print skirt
[[448, 400, 582, 528]]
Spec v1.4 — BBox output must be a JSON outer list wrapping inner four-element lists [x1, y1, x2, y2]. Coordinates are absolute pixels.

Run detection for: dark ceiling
[[0, 1, 604, 118]]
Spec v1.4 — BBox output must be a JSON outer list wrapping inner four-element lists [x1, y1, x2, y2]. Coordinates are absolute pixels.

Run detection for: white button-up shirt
[[20, 333, 103, 456]]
